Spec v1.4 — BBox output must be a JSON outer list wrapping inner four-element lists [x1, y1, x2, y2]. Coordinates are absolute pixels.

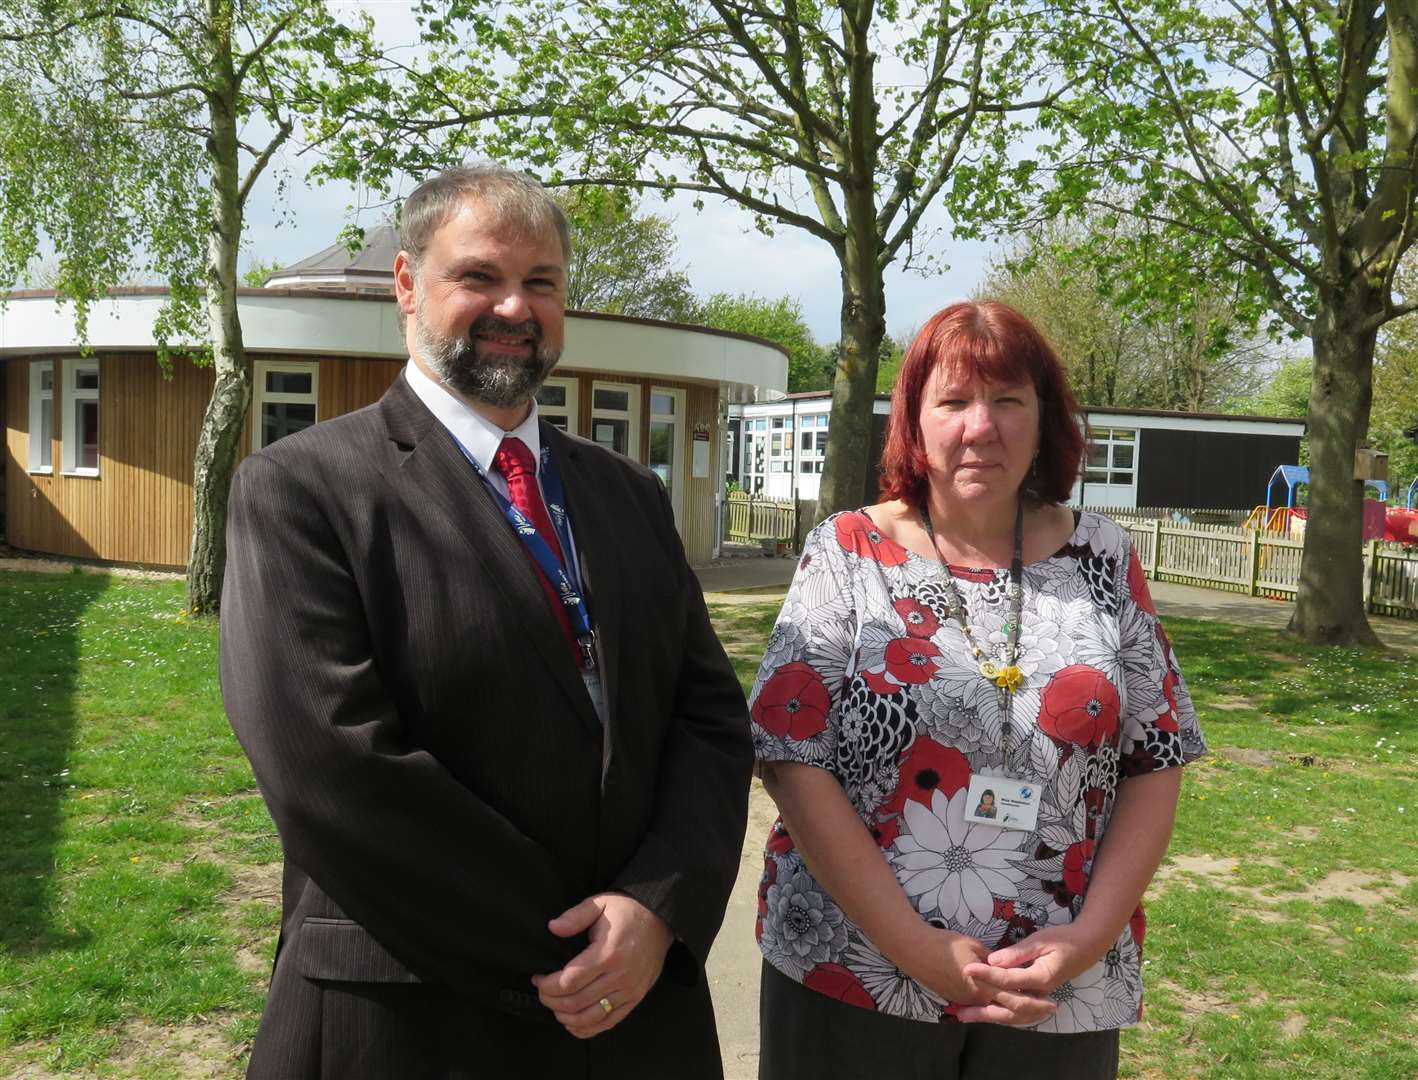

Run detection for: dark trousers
[[759, 961, 1119, 1080]]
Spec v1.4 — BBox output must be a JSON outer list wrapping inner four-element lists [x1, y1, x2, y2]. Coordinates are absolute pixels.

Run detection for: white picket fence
[[1118, 517, 1418, 619]]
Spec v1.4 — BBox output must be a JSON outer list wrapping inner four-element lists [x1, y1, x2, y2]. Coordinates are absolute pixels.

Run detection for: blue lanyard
[[453, 430, 597, 669]]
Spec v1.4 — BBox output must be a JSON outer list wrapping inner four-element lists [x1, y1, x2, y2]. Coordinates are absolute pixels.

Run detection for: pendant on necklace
[[994, 665, 1024, 692], [979, 659, 1000, 679]]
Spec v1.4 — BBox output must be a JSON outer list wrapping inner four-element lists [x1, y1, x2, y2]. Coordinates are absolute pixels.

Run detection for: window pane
[[650, 392, 675, 416], [266, 370, 313, 395], [78, 401, 99, 469], [771, 434, 782, 453], [755, 419, 766, 430], [1083, 470, 1108, 484], [772, 417, 786, 428], [816, 415, 829, 427], [75, 368, 99, 391], [800, 461, 814, 473], [771, 461, 786, 473], [1112, 444, 1134, 469], [800, 432, 813, 451], [649, 421, 674, 498], [263, 402, 316, 447], [593, 418, 629, 455], [1113, 429, 1136, 442], [1086, 444, 1108, 468], [1110, 470, 1134, 485], [815, 431, 829, 452], [537, 385, 568, 408], [593, 387, 629, 412], [40, 400, 53, 468], [40, 368, 53, 392]]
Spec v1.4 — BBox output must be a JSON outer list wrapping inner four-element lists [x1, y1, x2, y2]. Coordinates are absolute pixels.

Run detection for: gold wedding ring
[[598, 996, 614, 1016]]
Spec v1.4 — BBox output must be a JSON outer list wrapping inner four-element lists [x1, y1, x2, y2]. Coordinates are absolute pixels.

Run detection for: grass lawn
[[0, 572, 1414, 1078]]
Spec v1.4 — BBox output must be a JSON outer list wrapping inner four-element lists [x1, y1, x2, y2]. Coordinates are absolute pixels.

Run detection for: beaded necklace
[[919, 499, 1026, 769]]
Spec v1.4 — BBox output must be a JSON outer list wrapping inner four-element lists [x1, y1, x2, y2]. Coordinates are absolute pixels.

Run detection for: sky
[[237, 0, 1005, 346]]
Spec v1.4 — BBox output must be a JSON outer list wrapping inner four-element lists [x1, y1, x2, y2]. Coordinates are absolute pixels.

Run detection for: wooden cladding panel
[[6, 354, 724, 568]]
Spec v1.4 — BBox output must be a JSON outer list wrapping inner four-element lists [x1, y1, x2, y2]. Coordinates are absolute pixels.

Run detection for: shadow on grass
[[0, 570, 110, 955]]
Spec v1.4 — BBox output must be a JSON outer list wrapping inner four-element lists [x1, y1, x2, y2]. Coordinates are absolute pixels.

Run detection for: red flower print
[[1129, 903, 1147, 948], [753, 662, 830, 739], [863, 668, 902, 695], [992, 897, 1016, 921], [1127, 548, 1157, 616], [805, 963, 877, 1010], [871, 814, 901, 848], [1038, 665, 1121, 747], [995, 914, 1038, 951], [882, 738, 971, 813], [766, 818, 796, 857], [893, 597, 940, 639], [884, 638, 940, 685], [833, 512, 909, 566], [757, 859, 777, 917], [1062, 839, 1095, 895]]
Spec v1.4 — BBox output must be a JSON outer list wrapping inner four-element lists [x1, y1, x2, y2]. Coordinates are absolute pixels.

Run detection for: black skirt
[[758, 960, 1120, 1080]]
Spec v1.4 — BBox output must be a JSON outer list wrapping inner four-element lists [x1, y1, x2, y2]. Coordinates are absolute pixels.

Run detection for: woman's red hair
[[879, 300, 1085, 508]]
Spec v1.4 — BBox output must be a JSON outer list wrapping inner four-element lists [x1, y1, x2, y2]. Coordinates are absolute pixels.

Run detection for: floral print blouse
[[749, 509, 1206, 1032]]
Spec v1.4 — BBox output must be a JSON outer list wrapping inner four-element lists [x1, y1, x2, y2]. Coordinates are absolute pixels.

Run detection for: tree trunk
[[185, 6, 250, 615], [1289, 291, 1381, 646], [816, 237, 886, 523]]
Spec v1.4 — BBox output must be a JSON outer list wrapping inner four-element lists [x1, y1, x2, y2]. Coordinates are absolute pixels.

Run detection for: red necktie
[[493, 436, 580, 664]]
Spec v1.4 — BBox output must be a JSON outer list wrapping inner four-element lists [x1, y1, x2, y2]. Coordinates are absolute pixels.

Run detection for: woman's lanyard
[[920, 500, 1025, 771], [454, 431, 597, 671]]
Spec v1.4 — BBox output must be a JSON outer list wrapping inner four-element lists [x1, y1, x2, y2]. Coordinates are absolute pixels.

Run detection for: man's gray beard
[[415, 316, 560, 409]]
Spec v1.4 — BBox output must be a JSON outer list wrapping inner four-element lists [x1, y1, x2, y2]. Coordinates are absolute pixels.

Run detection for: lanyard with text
[[455, 431, 597, 671]]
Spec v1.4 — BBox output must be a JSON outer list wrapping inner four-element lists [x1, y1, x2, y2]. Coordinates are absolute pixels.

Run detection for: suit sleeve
[[220, 451, 580, 990], [609, 478, 753, 969]]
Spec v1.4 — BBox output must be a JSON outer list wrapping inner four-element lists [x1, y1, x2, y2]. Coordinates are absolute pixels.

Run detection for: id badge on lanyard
[[964, 770, 1041, 832]]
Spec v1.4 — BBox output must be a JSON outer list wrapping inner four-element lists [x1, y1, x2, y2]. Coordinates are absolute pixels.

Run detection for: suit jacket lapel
[[379, 376, 599, 734], [545, 424, 622, 743]]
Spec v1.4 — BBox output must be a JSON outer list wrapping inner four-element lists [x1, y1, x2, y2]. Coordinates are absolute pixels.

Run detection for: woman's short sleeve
[[1115, 535, 1207, 778], [748, 517, 859, 771]]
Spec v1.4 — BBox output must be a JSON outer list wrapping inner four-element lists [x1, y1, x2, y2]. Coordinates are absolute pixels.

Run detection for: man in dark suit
[[220, 164, 753, 1079]]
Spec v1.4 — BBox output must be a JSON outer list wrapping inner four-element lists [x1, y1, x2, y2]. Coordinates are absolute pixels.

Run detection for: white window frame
[[253, 361, 320, 452], [590, 380, 641, 462], [28, 360, 54, 474], [536, 376, 579, 435], [1084, 426, 1139, 487], [61, 359, 100, 477], [648, 386, 685, 525]]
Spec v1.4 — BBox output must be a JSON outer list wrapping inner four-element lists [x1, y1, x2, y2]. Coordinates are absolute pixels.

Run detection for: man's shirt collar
[[404, 359, 542, 476]]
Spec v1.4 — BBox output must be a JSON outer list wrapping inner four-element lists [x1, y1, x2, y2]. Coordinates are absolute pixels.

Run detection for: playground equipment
[[1409, 476, 1418, 510], [1250, 465, 1396, 545]]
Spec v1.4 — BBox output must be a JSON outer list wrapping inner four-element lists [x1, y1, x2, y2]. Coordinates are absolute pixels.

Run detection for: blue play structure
[[1409, 476, 1417, 510], [1265, 465, 1388, 517]]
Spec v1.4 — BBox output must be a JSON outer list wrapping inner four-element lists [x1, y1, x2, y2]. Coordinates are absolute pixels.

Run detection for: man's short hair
[[398, 164, 572, 270]]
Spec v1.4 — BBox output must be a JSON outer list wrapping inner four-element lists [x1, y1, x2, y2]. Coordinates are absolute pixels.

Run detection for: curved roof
[[0, 288, 787, 399]]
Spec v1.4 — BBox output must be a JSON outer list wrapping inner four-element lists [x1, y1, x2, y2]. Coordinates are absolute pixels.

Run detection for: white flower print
[[843, 937, 946, 1019], [1034, 958, 1136, 1033], [760, 607, 809, 675], [889, 787, 1029, 925], [760, 870, 850, 979]]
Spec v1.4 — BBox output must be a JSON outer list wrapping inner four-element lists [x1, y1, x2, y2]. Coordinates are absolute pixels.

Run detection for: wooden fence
[[1120, 518, 1418, 619], [724, 492, 797, 548]]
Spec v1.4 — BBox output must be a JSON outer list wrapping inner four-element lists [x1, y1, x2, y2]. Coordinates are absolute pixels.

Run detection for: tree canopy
[[556, 187, 699, 322], [0, 0, 375, 612], [697, 293, 829, 393], [315, 0, 1083, 518], [1012, 0, 1418, 644]]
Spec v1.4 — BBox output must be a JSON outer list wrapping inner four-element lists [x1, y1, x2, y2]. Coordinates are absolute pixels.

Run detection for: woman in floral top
[[750, 302, 1204, 1079]]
